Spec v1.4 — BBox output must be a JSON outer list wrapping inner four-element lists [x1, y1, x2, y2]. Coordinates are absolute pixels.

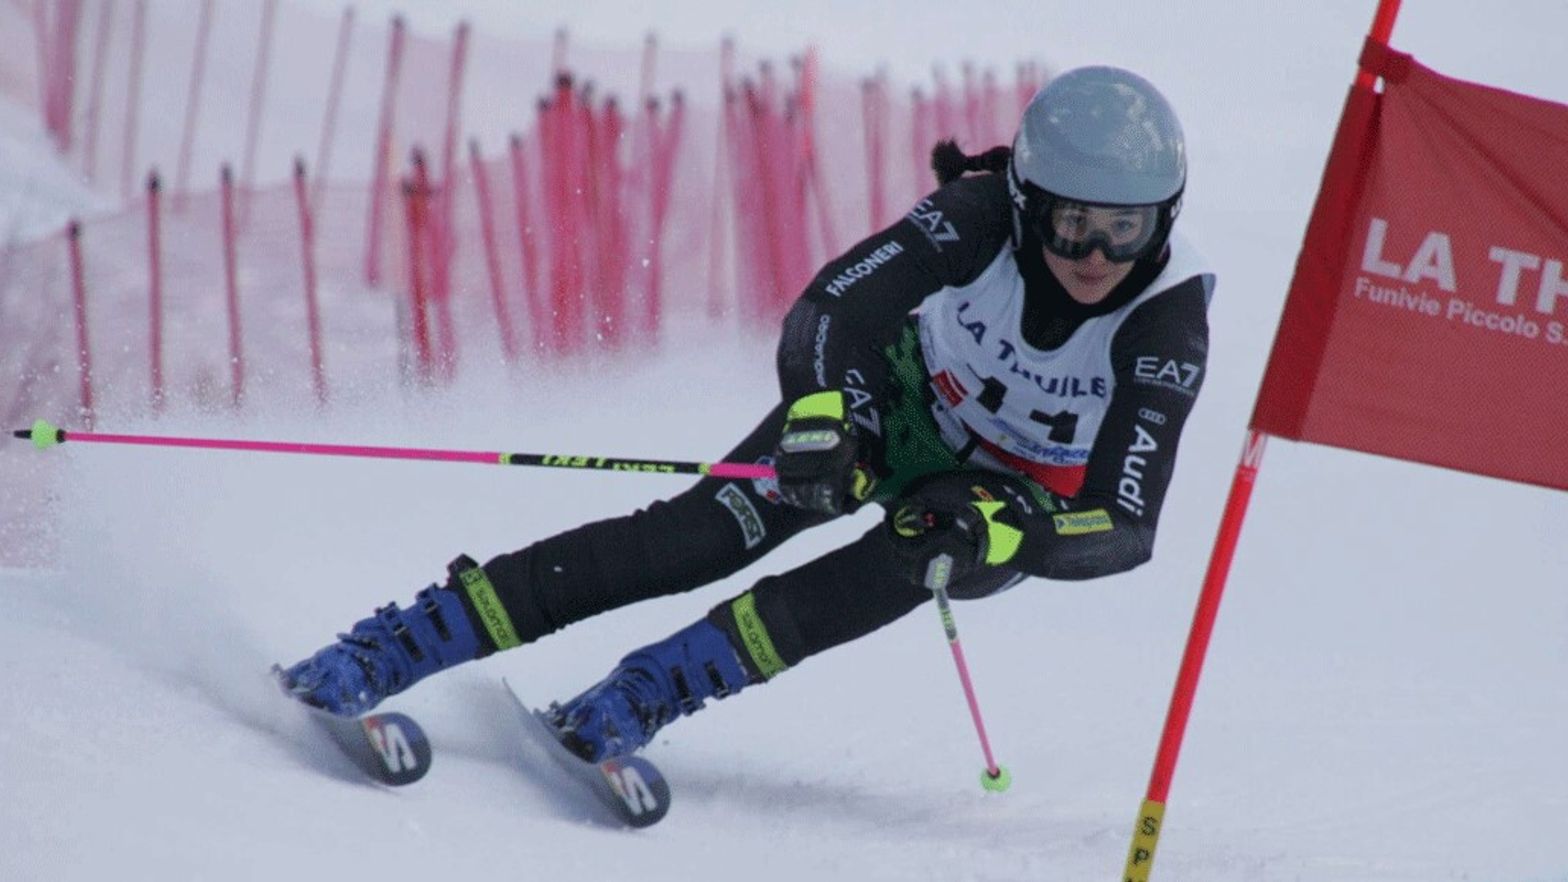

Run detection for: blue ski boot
[[279, 557, 498, 716], [550, 619, 752, 762]]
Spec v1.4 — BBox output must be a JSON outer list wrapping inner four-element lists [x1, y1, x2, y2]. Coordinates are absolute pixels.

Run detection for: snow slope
[[4, 3, 1568, 881]]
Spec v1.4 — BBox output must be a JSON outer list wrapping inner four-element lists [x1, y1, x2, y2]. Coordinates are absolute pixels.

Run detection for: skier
[[280, 65, 1213, 763]]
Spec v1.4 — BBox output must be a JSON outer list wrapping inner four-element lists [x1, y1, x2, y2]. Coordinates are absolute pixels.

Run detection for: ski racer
[[280, 65, 1214, 764]]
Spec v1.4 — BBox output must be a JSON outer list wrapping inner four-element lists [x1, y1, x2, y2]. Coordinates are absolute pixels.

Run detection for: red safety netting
[[1, 1, 1047, 563]]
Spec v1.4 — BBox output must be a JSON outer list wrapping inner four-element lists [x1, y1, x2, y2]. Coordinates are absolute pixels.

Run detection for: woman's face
[[1039, 202, 1148, 304], [1043, 245, 1137, 305]]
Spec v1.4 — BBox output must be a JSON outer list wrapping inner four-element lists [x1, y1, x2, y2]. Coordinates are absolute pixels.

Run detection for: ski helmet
[[1007, 66, 1186, 262]]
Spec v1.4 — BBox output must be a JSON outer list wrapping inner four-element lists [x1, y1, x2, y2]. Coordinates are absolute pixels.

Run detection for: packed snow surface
[[4, 2, 1567, 880]]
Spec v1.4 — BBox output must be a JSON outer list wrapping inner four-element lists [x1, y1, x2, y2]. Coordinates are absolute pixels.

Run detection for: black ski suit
[[472, 172, 1213, 680]]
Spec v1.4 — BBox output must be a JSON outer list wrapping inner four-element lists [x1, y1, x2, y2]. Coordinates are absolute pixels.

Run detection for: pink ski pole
[[924, 555, 1013, 792], [13, 420, 776, 481]]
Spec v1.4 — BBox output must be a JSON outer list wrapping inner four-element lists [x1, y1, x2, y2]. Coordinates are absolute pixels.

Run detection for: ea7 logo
[[366, 720, 417, 773], [1133, 356, 1202, 391], [602, 762, 659, 816], [907, 199, 960, 247]]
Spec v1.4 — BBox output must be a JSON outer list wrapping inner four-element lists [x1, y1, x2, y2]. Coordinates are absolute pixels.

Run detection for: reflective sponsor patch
[[716, 483, 767, 549], [779, 428, 840, 453], [1051, 509, 1115, 535]]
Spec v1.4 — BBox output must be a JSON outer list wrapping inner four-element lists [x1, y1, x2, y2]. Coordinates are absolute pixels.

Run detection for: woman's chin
[[1065, 281, 1115, 305]]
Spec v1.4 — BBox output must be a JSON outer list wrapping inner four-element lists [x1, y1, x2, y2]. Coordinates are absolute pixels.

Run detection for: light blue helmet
[[1008, 66, 1186, 261]]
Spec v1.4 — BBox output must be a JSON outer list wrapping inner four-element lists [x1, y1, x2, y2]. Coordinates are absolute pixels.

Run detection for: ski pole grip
[[922, 552, 955, 593]]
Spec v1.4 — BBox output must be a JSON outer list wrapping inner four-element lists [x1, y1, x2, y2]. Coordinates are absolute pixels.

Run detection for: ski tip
[[14, 419, 64, 449]]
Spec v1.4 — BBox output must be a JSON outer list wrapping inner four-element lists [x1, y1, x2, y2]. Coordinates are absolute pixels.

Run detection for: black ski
[[273, 666, 432, 786], [501, 678, 671, 828]]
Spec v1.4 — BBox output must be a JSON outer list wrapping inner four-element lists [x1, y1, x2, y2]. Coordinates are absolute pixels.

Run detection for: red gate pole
[[81, 0, 112, 182], [66, 220, 94, 427], [119, 0, 146, 201], [220, 165, 246, 408], [146, 170, 164, 412], [576, 91, 602, 341], [507, 131, 544, 354], [1014, 62, 1034, 117], [311, 5, 356, 213], [173, 0, 214, 211], [239, 0, 278, 225], [364, 15, 406, 286], [409, 148, 455, 380], [910, 87, 930, 209], [980, 69, 1001, 148], [1121, 4, 1401, 879], [748, 76, 785, 314], [1122, 431, 1268, 881], [933, 66, 954, 144], [432, 21, 469, 377], [292, 158, 328, 406], [595, 100, 628, 349], [49, 0, 83, 151], [539, 91, 561, 352], [644, 92, 684, 341], [567, 81, 592, 351], [732, 80, 765, 323], [800, 49, 837, 265], [546, 75, 580, 354], [469, 139, 518, 363], [402, 174, 433, 383], [34, 0, 49, 132], [704, 37, 735, 320], [439, 23, 471, 266], [961, 61, 979, 148], [1357, 0, 1404, 88], [862, 77, 884, 232]]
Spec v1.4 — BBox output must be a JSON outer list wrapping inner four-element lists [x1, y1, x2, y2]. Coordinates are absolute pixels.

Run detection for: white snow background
[[3, 2, 1567, 880]]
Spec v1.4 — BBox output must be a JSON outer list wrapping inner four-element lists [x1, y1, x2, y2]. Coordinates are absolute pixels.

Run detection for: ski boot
[[278, 557, 494, 716], [549, 619, 751, 762]]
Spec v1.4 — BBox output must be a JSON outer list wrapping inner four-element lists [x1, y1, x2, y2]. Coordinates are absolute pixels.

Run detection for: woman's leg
[[280, 402, 832, 714], [551, 520, 1021, 760], [709, 522, 1022, 673], [477, 400, 831, 644]]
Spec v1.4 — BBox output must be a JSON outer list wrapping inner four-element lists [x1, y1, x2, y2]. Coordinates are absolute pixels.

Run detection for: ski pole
[[10, 419, 776, 480], [924, 553, 1012, 793]]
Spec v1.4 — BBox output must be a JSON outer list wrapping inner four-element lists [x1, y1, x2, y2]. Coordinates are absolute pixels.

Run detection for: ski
[[272, 666, 432, 786], [500, 678, 671, 828]]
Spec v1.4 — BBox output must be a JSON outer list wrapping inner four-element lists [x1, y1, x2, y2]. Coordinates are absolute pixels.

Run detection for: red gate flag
[[1252, 39, 1568, 491]]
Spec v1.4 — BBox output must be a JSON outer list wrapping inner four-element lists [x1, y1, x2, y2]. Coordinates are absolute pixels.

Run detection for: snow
[[4, 2, 1568, 880]]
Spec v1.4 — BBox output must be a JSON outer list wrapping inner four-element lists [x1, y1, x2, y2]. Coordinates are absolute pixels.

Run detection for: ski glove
[[887, 474, 1025, 590], [773, 390, 876, 515]]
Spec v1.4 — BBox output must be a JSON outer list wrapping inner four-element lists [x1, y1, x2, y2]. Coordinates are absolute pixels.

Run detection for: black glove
[[774, 390, 876, 515], [886, 475, 1024, 589]]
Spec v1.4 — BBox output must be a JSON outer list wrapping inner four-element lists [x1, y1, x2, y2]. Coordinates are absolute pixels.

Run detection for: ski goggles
[[1010, 174, 1175, 263]]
